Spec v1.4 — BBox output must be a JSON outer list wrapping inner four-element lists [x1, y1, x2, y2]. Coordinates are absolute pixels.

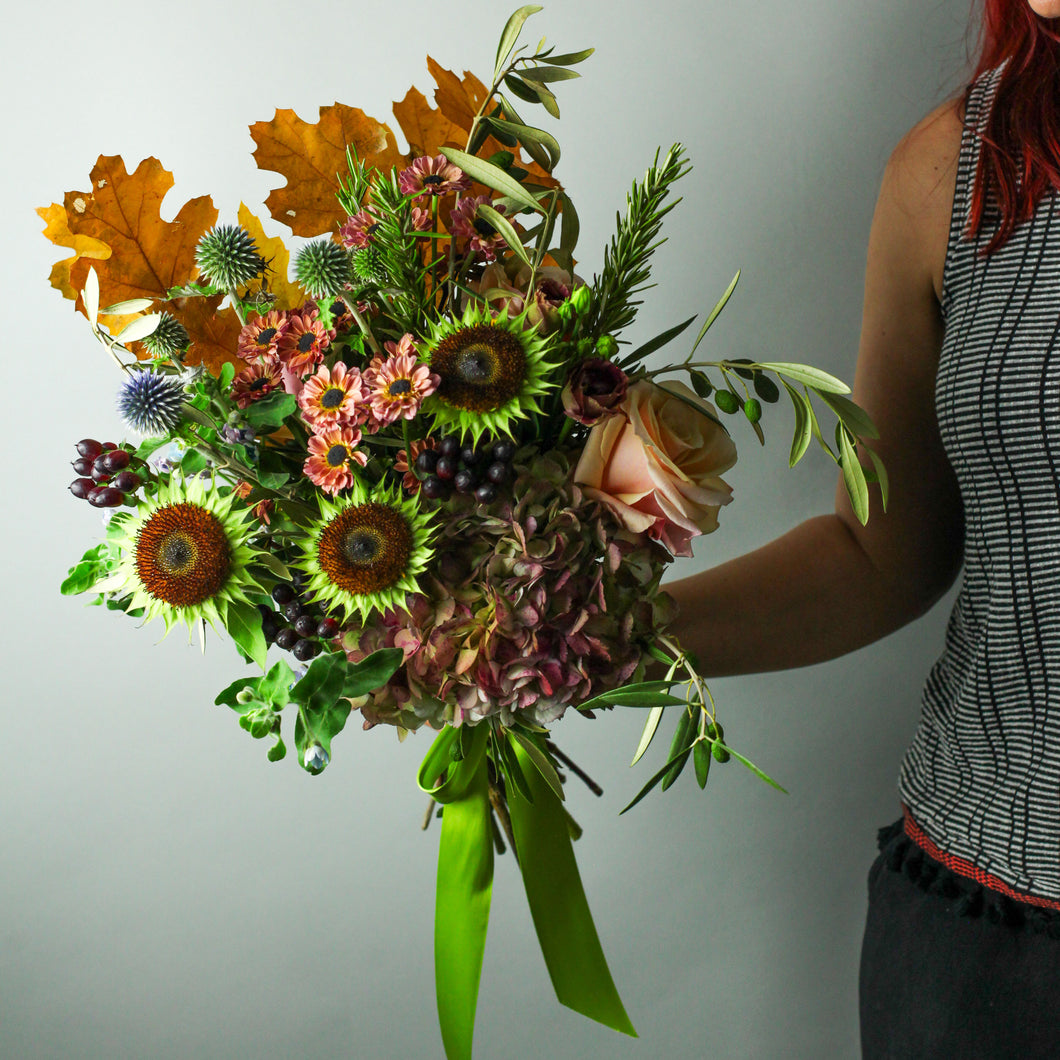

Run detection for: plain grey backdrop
[[4, 0, 975, 1056]]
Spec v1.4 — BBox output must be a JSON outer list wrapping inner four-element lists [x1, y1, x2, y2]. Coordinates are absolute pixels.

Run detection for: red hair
[[968, 1, 1060, 252]]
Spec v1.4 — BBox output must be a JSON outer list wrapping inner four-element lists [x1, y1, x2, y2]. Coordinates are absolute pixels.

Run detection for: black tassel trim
[[874, 818, 1060, 937]]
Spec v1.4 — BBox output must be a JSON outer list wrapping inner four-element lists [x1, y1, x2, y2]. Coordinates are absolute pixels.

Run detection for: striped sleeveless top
[[898, 66, 1060, 902]]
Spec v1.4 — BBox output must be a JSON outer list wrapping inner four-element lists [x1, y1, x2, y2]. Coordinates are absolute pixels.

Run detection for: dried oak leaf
[[237, 203, 299, 312], [250, 105, 404, 237], [394, 59, 558, 190], [42, 155, 217, 320], [170, 293, 242, 376], [37, 201, 111, 304]]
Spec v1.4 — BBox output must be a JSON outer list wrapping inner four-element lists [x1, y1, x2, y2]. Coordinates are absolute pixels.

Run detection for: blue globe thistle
[[195, 225, 265, 291], [294, 238, 350, 299], [118, 369, 186, 435]]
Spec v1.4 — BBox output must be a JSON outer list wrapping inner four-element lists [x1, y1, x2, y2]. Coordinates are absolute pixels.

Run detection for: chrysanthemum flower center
[[473, 217, 496, 237], [249, 377, 269, 392], [326, 444, 350, 467], [388, 378, 412, 396], [317, 503, 413, 594], [256, 328, 277, 346], [298, 333, 316, 353], [135, 502, 231, 607], [423, 174, 444, 186], [320, 387, 345, 409], [431, 325, 526, 412]]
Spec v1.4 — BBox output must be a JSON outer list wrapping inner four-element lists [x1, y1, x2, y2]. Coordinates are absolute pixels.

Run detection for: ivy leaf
[[225, 599, 268, 670], [243, 392, 298, 428], [340, 648, 404, 699]]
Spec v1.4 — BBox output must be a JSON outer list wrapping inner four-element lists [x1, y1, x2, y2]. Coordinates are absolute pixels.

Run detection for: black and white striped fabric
[[898, 66, 1060, 901]]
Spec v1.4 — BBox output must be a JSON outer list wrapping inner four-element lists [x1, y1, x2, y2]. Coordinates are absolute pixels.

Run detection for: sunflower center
[[135, 502, 232, 607], [326, 444, 349, 467], [317, 503, 413, 595], [431, 325, 526, 412], [298, 333, 316, 353], [320, 387, 345, 409], [388, 378, 412, 396]]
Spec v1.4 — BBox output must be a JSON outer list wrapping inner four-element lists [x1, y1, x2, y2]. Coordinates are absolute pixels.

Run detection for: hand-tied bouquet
[[44, 6, 883, 1056]]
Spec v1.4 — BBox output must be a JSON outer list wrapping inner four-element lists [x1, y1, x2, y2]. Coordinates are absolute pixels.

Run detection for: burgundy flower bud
[[561, 358, 629, 425]]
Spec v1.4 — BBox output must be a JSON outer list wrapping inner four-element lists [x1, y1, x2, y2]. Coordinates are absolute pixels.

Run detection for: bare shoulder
[[875, 97, 964, 300]]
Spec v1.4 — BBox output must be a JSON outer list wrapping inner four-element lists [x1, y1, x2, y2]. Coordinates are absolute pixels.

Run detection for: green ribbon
[[418, 726, 494, 1060], [506, 734, 637, 1038], [416, 725, 636, 1058]]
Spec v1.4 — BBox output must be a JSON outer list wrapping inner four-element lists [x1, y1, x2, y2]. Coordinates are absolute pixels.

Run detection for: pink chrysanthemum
[[238, 310, 289, 363], [303, 425, 367, 496], [231, 359, 284, 409], [276, 308, 330, 376], [394, 437, 439, 493], [410, 199, 433, 232], [298, 361, 366, 429], [449, 195, 507, 261], [363, 335, 440, 426], [338, 209, 380, 250], [398, 155, 471, 197]]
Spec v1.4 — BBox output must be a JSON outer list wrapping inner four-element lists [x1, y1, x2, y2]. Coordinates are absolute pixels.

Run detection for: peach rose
[[573, 379, 737, 557]]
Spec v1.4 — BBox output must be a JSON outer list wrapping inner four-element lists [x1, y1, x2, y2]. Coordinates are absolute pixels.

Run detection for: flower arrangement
[[43, 7, 883, 1056]]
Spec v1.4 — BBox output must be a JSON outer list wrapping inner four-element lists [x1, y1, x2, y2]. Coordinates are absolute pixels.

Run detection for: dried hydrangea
[[341, 446, 676, 731]]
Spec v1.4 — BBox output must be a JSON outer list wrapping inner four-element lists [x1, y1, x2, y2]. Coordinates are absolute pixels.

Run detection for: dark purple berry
[[102, 449, 131, 473], [261, 615, 281, 641], [89, 486, 124, 508], [415, 449, 439, 474], [475, 482, 499, 504], [276, 628, 299, 651], [439, 435, 460, 458], [69, 478, 94, 499], [460, 446, 481, 466], [294, 615, 318, 638], [316, 617, 340, 639], [486, 461, 508, 485], [100, 442, 118, 452], [421, 476, 449, 500], [283, 600, 303, 623], [73, 457, 94, 476], [435, 456, 456, 481], [272, 583, 296, 606], [76, 439, 103, 460], [454, 469, 476, 494], [112, 470, 142, 493], [90, 465, 111, 484], [292, 638, 320, 662], [492, 439, 515, 462]]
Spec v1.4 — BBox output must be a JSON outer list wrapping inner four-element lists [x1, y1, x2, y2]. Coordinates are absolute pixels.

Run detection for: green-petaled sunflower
[[300, 478, 435, 624], [107, 476, 267, 635], [423, 300, 559, 445]]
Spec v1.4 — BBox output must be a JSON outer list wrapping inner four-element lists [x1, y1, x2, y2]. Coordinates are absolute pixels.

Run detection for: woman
[[665, 1, 1060, 1055]]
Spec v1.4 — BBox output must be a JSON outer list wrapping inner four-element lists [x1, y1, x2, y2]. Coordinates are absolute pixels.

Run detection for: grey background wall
[[3, 1, 974, 1056]]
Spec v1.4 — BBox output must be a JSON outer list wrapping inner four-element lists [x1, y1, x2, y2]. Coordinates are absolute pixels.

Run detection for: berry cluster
[[258, 577, 340, 662], [68, 438, 144, 508], [417, 436, 515, 503]]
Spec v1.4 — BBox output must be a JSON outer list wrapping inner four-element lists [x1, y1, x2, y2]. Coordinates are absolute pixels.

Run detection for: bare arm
[[664, 100, 966, 677]]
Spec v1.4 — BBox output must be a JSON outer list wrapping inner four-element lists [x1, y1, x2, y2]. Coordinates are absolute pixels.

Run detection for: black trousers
[[859, 826, 1060, 1059]]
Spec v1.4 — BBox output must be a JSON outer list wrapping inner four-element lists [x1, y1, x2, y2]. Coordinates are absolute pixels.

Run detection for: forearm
[[662, 513, 952, 677]]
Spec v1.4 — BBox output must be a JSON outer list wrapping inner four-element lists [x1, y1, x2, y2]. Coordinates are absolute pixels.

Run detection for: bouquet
[[43, 7, 882, 1056]]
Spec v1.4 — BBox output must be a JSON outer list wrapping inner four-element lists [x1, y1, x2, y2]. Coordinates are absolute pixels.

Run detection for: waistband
[[873, 811, 1060, 936]]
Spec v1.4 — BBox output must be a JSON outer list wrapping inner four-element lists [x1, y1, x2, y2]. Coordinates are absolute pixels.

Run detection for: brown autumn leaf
[[37, 201, 111, 304], [44, 156, 217, 319], [250, 105, 404, 237], [237, 203, 299, 312], [169, 294, 243, 376], [392, 85, 465, 159]]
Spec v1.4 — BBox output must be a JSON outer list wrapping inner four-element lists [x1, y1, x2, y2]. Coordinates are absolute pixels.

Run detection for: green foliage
[[585, 144, 691, 343]]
